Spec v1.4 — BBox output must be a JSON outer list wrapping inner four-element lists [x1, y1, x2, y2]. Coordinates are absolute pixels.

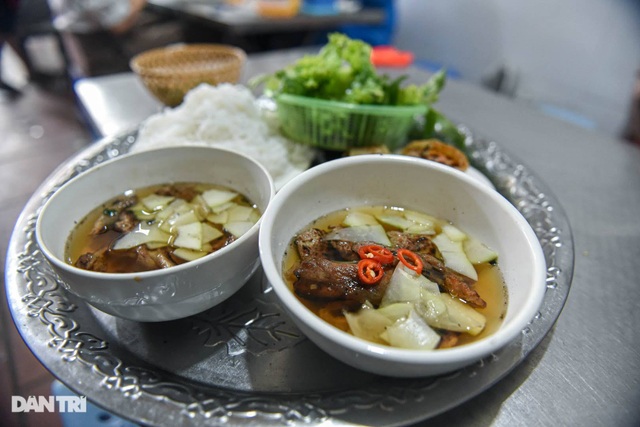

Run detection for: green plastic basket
[[275, 94, 427, 151]]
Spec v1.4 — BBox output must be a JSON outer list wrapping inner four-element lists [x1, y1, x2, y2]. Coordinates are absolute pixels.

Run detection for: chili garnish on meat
[[357, 244, 394, 264], [397, 248, 424, 274], [357, 259, 384, 285]]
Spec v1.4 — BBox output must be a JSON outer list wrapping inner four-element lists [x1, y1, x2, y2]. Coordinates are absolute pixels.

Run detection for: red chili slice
[[397, 248, 424, 274], [357, 259, 384, 286], [357, 244, 394, 264]]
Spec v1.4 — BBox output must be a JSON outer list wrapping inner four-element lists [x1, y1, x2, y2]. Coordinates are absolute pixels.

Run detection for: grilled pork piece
[[155, 184, 199, 201], [327, 239, 386, 262], [293, 228, 486, 308], [146, 247, 176, 269], [75, 245, 177, 272], [387, 231, 440, 258], [113, 210, 137, 233], [75, 250, 108, 272], [294, 228, 331, 259], [90, 195, 138, 235], [419, 253, 486, 308], [293, 257, 391, 306], [324, 231, 484, 307], [437, 331, 460, 349], [295, 228, 376, 262], [327, 240, 361, 261]]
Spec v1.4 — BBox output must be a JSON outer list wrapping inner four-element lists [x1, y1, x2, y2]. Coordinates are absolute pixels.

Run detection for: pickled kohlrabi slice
[[343, 211, 379, 227], [380, 309, 440, 350], [380, 263, 439, 307], [463, 236, 498, 264], [418, 291, 486, 335], [324, 224, 391, 246], [174, 222, 203, 250], [344, 304, 393, 344], [225, 221, 254, 238], [201, 188, 238, 208], [112, 222, 171, 250], [432, 233, 478, 280]]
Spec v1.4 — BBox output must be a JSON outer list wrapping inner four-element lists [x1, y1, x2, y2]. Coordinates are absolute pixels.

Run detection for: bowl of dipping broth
[[259, 154, 546, 377], [36, 146, 274, 322]]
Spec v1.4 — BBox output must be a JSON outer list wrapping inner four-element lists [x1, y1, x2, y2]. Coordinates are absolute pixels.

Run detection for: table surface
[[32, 49, 640, 426], [147, 0, 385, 35]]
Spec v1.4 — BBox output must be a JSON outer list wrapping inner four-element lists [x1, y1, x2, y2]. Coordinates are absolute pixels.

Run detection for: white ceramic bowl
[[259, 155, 547, 377], [36, 146, 275, 322]]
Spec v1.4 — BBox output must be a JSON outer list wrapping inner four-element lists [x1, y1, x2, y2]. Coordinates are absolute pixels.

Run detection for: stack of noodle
[[133, 83, 314, 188]]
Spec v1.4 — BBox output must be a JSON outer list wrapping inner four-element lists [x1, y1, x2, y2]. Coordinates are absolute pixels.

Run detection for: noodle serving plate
[[5, 128, 573, 426]]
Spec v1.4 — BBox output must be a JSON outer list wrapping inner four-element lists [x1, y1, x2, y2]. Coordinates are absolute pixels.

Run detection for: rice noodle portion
[[133, 83, 314, 188]]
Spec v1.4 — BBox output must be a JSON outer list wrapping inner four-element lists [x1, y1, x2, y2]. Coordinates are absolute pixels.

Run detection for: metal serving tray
[[5, 129, 574, 426]]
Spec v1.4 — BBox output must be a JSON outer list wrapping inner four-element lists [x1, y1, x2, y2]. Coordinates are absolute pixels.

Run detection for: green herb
[[253, 33, 467, 150], [255, 33, 446, 107], [422, 107, 467, 151]]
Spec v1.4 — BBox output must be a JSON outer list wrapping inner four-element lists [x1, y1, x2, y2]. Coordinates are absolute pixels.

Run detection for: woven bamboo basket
[[130, 44, 246, 106]]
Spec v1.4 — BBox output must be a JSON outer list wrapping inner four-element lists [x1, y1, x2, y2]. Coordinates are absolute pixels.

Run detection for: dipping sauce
[[283, 205, 508, 350], [66, 182, 260, 273]]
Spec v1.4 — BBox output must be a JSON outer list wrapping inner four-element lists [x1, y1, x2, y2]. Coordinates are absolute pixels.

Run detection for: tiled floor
[[0, 49, 92, 427]]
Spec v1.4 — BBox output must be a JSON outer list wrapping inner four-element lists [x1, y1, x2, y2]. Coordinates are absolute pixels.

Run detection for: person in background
[[47, 0, 148, 77], [0, 0, 27, 95]]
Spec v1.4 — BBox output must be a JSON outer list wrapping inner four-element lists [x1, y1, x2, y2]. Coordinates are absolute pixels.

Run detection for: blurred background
[[1, 0, 639, 426], [393, 0, 640, 139], [3, 0, 639, 137]]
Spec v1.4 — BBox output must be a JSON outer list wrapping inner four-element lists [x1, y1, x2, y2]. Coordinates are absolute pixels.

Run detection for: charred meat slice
[[293, 257, 390, 306], [90, 195, 138, 235], [420, 253, 486, 308], [133, 245, 165, 271], [387, 231, 440, 258], [90, 214, 114, 235], [444, 272, 486, 308], [75, 245, 178, 273], [111, 195, 138, 211], [210, 232, 235, 252], [437, 331, 460, 349], [327, 240, 361, 261], [327, 240, 383, 262], [294, 228, 331, 259], [113, 210, 137, 233], [155, 184, 199, 201], [295, 228, 382, 262], [149, 247, 176, 269], [75, 250, 108, 272], [293, 257, 358, 299]]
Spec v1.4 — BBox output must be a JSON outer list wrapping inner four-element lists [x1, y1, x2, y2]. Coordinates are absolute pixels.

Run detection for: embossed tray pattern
[[5, 130, 574, 427]]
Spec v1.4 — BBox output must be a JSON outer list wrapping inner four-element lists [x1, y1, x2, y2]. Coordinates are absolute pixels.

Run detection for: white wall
[[393, 0, 640, 136]]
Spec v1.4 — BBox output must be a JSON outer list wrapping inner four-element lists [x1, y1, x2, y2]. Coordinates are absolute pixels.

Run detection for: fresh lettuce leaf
[[256, 33, 446, 108]]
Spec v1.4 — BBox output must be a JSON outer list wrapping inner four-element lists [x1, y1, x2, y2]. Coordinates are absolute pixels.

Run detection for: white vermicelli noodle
[[133, 83, 315, 188]]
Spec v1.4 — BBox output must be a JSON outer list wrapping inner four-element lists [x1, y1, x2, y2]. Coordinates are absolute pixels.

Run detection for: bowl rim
[[275, 93, 428, 115], [259, 154, 547, 365], [36, 145, 275, 281]]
